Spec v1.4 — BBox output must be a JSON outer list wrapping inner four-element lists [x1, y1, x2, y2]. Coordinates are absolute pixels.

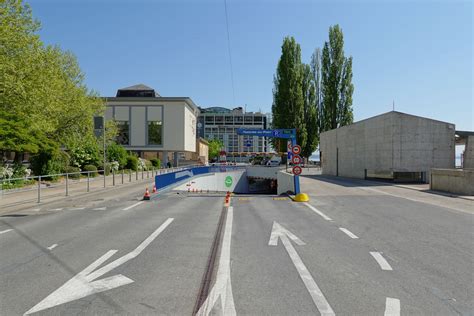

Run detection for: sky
[[29, 0, 473, 131]]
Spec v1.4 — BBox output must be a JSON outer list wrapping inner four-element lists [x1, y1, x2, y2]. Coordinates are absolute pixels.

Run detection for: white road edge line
[[339, 227, 359, 239], [47, 244, 58, 250], [122, 201, 144, 211], [196, 206, 236, 316], [384, 297, 400, 316], [370, 252, 393, 271], [303, 202, 332, 221], [0, 229, 13, 235]]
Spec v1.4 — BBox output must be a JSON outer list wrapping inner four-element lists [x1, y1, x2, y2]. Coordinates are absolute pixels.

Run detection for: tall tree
[[272, 36, 306, 152], [321, 25, 354, 131], [310, 48, 322, 132], [301, 63, 318, 159]]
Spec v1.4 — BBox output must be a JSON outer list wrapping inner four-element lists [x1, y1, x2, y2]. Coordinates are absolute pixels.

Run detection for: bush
[[64, 166, 81, 179], [126, 155, 139, 171], [68, 138, 101, 169], [144, 159, 153, 170], [150, 158, 161, 168], [107, 143, 128, 169], [83, 164, 98, 177], [30, 151, 70, 179]]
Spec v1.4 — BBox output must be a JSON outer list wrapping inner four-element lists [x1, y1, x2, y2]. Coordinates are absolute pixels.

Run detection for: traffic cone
[[143, 187, 151, 200], [152, 185, 157, 193]]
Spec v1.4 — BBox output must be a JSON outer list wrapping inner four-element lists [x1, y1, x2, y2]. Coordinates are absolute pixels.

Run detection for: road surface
[[0, 175, 472, 315]]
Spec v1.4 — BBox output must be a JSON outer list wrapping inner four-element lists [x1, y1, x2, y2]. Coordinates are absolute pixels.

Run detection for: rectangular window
[[205, 116, 215, 124], [215, 116, 224, 125], [116, 121, 130, 145], [148, 121, 162, 145], [225, 116, 234, 124], [235, 116, 243, 125], [244, 116, 253, 124]]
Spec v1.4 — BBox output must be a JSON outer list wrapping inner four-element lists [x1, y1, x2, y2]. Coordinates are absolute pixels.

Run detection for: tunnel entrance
[[247, 178, 277, 194]]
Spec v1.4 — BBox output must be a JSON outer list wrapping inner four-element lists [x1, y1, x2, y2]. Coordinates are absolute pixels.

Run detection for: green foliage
[[68, 136, 101, 168], [208, 139, 224, 159], [301, 63, 318, 158], [64, 166, 81, 179], [272, 37, 307, 152], [107, 143, 127, 169], [321, 25, 354, 131], [126, 155, 139, 171], [29, 151, 69, 178], [144, 159, 153, 170], [83, 164, 98, 177], [150, 158, 161, 168]]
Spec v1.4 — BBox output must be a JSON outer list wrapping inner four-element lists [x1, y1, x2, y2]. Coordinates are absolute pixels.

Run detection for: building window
[[148, 121, 162, 145], [215, 116, 224, 125], [225, 116, 234, 124], [254, 116, 263, 125], [235, 116, 243, 125], [244, 116, 253, 124], [116, 121, 130, 145], [205, 116, 215, 124]]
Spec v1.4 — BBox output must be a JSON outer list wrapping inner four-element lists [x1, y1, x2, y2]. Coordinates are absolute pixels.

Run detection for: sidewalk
[[0, 170, 158, 215]]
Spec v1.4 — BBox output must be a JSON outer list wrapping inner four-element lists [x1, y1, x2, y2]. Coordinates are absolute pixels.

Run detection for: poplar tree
[[321, 25, 354, 131], [301, 63, 318, 159], [272, 37, 306, 152]]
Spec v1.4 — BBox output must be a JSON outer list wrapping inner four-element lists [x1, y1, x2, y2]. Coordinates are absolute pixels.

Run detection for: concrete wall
[[463, 136, 474, 169], [173, 171, 248, 193], [320, 111, 455, 182], [277, 171, 295, 195], [430, 168, 474, 196]]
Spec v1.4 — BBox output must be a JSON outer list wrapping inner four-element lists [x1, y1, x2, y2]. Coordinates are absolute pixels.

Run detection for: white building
[[104, 84, 199, 166]]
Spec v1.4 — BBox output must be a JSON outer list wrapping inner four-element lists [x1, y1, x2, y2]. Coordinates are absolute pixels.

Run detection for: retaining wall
[[430, 168, 474, 196]]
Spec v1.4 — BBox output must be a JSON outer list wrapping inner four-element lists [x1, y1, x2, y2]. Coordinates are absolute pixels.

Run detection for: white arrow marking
[[0, 229, 13, 235], [384, 297, 400, 316], [196, 207, 236, 316], [269, 222, 335, 316], [25, 218, 174, 315]]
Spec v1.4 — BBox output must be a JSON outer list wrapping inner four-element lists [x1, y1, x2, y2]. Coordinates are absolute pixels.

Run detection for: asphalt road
[[0, 176, 472, 315]]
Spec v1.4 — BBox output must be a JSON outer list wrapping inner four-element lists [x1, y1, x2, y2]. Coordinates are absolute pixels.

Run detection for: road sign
[[94, 116, 104, 130], [292, 155, 302, 165], [291, 145, 301, 155], [236, 128, 296, 139], [225, 176, 233, 188], [292, 165, 302, 175]]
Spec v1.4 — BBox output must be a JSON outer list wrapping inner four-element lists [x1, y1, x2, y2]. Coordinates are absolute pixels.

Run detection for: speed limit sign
[[292, 165, 302, 175], [291, 145, 301, 155], [291, 155, 302, 165]]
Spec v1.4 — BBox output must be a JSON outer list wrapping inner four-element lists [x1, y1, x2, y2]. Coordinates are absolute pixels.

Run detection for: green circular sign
[[225, 175, 233, 188]]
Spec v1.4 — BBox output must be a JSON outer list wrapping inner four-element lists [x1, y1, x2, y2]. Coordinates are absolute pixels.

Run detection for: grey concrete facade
[[320, 111, 455, 182], [430, 168, 474, 195], [463, 136, 474, 169]]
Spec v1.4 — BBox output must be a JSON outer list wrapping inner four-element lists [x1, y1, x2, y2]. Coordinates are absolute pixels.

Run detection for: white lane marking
[[25, 218, 174, 315], [370, 252, 393, 271], [338, 227, 359, 239], [269, 222, 335, 316], [384, 297, 400, 316], [52, 208, 63, 211], [303, 202, 333, 221], [32, 208, 41, 212], [70, 207, 85, 211], [122, 201, 143, 211], [0, 229, 13, 235], [92, 207, 106, 211], [47, 244, 58, 250], [196, 207, 236, 316]]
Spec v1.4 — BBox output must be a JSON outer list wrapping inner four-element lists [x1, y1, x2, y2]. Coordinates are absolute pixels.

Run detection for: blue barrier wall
[[155, 166, 245, 190]]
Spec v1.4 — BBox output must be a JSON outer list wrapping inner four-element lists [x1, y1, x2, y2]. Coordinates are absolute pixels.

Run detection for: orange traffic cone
[[143, 187, 151, 200], [152, 185, 157, 193]]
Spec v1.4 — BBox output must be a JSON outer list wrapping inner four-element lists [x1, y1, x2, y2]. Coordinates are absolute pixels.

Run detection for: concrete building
[[320, 111, 455, 183], [104, 84, 199, 166], [197, 106, 272, 158]]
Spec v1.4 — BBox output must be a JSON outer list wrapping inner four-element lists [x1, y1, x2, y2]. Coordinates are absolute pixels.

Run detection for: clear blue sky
[[29, 0, 473, 131]]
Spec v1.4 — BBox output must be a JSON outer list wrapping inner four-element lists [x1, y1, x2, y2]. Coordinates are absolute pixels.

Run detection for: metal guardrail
[[0, 164, 204, 203]]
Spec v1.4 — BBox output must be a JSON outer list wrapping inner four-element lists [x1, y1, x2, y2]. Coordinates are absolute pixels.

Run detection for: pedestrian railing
[[0, 164, 204, 204]]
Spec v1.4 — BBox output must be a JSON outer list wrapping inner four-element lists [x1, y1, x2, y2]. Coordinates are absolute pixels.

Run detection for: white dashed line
[[52, 208, 63, 211], [384, 297, 400, 316], [47, 244, 58, 250], [303, 203, 332, 221], [339, 227, 359, 239], [93, 207, 107, 211], [370, 252, 393, 271], [0, 229, 13, 235], [122, 201, 143, 211], [70, 207, 85, 211]]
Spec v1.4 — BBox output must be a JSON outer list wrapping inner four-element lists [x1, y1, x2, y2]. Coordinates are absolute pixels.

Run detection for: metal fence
[[0, 165, 202, 204]]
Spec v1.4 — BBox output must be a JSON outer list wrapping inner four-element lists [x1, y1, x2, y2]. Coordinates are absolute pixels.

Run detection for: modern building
[[197, 106, 273, 158], [104, 84, 200, 166], [320, 111, 456, 183]]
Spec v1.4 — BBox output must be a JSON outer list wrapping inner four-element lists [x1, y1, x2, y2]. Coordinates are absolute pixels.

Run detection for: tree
[[272, 37, 307, 152], [321, 25, 354, 131], [301, 63, 318, 159], [208, 139, 224, 160]]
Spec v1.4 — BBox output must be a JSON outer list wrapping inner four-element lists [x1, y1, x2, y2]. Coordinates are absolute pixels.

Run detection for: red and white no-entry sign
[[291, 155, 302, 165], [292, 165, 302, 175], [291, 145, 301, 155]]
